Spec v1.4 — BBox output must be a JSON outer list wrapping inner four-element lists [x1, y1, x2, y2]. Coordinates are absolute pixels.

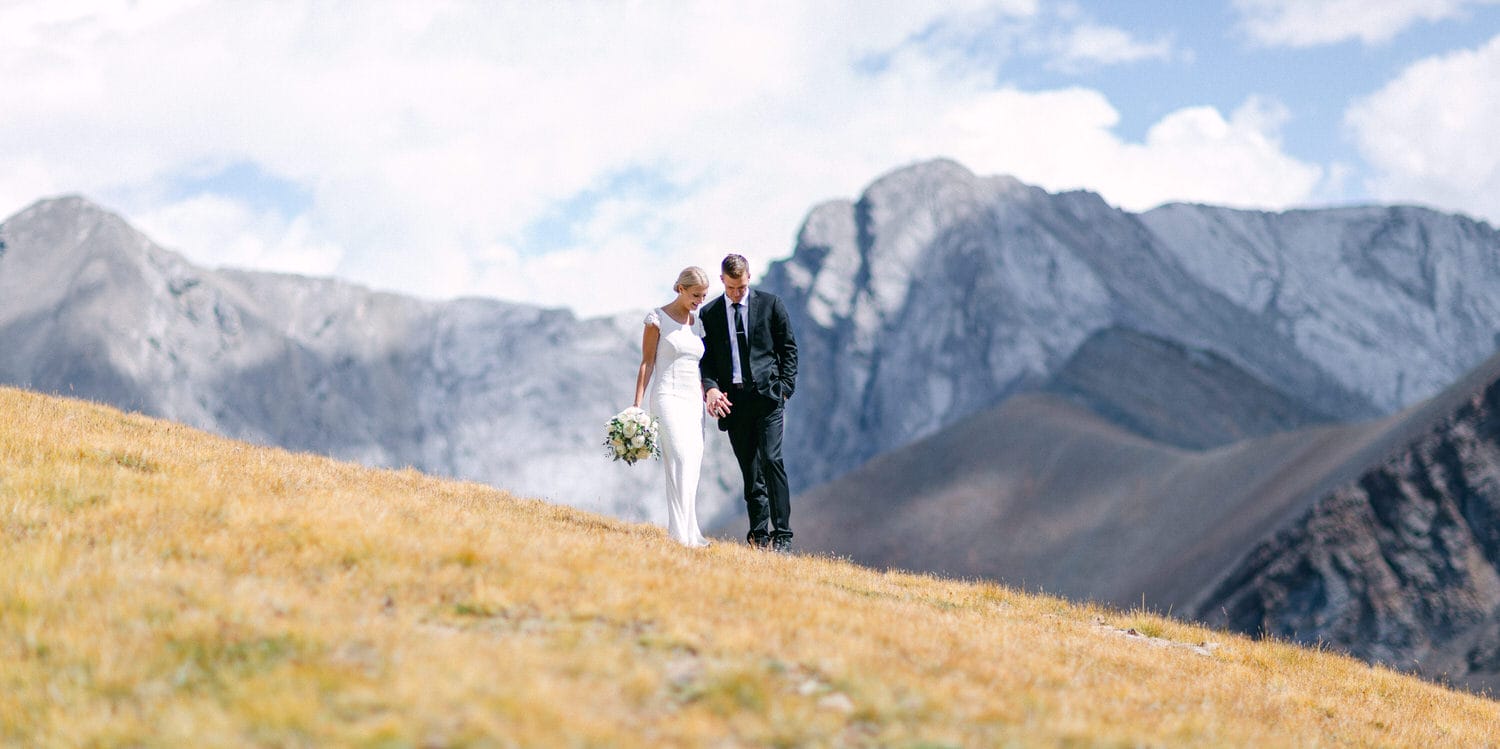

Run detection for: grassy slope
[[2, 386, 1497, 748]]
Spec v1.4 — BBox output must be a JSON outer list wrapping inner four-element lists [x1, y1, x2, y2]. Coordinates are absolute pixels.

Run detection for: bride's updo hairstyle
[[674, 266, 709, 293]]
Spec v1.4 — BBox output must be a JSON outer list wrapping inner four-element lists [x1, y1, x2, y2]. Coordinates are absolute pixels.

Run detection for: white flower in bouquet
[[605, 407, 661, 465]]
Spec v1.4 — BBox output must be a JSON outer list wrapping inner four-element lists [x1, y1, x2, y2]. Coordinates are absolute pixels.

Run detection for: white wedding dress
[[645, 308, 710, 547]]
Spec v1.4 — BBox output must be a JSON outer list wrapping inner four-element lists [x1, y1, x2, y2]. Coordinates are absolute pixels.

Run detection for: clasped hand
[[705, 388, 732, 418]]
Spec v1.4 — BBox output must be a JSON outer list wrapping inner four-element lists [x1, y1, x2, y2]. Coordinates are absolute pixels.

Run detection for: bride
[[632, 267, 711, 547]]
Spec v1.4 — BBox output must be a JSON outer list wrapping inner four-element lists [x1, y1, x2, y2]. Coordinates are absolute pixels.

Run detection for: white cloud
[[0, 157, 62, 221], [0, 1, 1328, 317], [1345, 33, 1500, 222], [916, 89, 1323, 212], [1234, 0, 1499, 47], [895, 2, 1180, 75], [1050, 24, 1177, 70], [133, 195, 344, 279]]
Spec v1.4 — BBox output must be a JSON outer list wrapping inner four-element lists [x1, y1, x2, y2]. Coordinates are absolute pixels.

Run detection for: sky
[[3, 0, 1499, 317]]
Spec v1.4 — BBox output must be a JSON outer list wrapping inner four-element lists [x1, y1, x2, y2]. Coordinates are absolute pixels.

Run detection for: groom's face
[[722, 272, 750, 304]]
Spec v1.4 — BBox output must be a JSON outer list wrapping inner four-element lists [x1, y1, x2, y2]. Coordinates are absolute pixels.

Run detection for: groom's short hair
[[722, 254, 749, 278]]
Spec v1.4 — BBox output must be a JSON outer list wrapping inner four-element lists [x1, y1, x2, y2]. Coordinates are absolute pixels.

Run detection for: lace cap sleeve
[[643, 309, 660, 328], [691, 314, 705, 337]]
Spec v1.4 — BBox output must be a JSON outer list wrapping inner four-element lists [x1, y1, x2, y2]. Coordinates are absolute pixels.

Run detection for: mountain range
[[6, 158, 1500, 688], [767, 159, 1500, 491], [0, 195, 739, 524], [774, 160, 1500, 688], [796, 341, 1500, 688]]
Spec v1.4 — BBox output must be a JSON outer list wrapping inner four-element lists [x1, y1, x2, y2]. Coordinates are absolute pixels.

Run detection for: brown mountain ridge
[[797, 335, 1500, 691]]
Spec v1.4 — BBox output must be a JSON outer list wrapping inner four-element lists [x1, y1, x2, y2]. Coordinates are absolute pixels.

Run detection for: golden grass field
[[2, 385, 1498, 747]]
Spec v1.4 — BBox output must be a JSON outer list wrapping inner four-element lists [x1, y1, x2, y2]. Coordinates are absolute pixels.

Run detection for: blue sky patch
[[517, 166, 688, 257], [165, 161, 313, 218]]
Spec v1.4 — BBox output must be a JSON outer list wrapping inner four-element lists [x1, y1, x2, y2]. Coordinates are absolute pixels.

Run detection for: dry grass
[[2, 385, 1497, 747]]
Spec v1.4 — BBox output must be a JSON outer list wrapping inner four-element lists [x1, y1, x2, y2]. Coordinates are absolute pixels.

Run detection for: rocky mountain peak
[[2, 195, 147, 260], [0, 196, 188, 335], [776, 160, 1052, 330], [860, 157, 975, 196], [766, 159, 1388, 494]]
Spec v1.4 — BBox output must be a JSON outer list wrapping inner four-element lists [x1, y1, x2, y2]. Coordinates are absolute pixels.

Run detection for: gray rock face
[[1196, 363, 1500, 691], [0, 196, 739, 525], [768, 159, 1500, 495], [1142, 203, 1500, 411]]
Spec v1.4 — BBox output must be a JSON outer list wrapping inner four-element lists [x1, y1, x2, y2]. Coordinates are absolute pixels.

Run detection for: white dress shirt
[[727, 290, 750, 385]]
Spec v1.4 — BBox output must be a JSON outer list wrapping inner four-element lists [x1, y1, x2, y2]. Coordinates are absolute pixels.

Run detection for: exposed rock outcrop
[[1196, 358, 1500, 691]]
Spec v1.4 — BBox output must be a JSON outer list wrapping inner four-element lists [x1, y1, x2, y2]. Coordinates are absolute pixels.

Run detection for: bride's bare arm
[[633, 323, 660, 408]]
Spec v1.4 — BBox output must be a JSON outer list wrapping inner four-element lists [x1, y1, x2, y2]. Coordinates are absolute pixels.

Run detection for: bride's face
[[678, 284, 708, 310]]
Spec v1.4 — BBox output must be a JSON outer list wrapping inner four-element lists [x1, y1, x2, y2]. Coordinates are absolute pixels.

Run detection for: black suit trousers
[[723, 386, 790, 541]]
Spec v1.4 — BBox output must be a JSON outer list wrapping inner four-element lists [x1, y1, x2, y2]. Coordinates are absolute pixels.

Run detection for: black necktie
[[733, 302, 752, 385]]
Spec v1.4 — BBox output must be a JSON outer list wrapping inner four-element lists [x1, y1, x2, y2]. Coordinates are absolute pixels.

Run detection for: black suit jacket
[[699, 289, 798, 405]]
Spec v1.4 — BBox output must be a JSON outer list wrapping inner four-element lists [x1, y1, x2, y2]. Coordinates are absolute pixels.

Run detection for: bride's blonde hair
[[674, 266, 709, 292]]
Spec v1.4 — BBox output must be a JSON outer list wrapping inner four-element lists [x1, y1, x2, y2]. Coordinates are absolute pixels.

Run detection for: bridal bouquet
[[605, 407, 660, 465]]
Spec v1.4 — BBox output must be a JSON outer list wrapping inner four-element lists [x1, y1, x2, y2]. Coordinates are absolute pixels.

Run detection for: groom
[[700, 254, 798, 552]]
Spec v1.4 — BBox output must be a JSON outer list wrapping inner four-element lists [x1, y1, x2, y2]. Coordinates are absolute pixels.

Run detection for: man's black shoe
[[772, 537, 792, 554], [747, 534, 772, 549]]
